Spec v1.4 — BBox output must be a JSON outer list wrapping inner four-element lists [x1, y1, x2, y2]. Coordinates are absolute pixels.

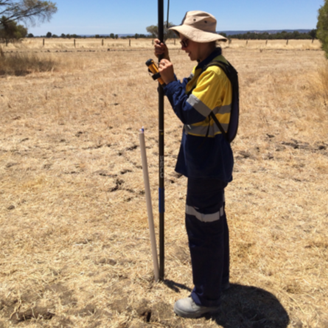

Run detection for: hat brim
[[169, 25, 227, 42]]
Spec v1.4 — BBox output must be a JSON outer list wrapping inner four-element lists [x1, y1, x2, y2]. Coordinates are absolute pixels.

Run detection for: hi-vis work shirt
[[163, 48, 234, 181]]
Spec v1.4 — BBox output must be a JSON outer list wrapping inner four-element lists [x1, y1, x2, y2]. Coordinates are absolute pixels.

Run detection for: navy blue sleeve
[[163, 78, 206, 124]]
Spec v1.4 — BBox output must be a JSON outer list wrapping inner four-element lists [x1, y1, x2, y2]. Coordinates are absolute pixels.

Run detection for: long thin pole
[[139, 129, 159, 281], [158, 0, 165, 281]]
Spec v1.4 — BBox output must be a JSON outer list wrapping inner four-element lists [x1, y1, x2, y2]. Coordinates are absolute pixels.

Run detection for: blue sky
[[28, 0, 324, 36]]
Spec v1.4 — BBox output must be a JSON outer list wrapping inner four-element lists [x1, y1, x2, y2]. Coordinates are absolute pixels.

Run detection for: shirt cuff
[[163, 79, 179, 96]]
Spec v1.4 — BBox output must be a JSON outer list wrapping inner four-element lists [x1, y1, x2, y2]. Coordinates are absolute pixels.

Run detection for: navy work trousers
[[186, 177, 229, 307]]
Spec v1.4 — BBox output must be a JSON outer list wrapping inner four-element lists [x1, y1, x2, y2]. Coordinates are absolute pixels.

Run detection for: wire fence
[[0, 38, 322, 52]]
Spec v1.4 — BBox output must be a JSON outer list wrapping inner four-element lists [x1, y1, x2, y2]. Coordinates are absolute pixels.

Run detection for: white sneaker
[[174, 297, 220, 318]]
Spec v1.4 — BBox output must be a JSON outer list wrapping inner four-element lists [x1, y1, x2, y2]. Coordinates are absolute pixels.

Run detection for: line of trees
[[225, 30, 317, 40], [26, 33, 153, 39], [123, 33, 152, 39]]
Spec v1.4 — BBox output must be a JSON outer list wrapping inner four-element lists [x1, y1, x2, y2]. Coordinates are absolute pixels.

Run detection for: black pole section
[[158, 0, 165, 281]]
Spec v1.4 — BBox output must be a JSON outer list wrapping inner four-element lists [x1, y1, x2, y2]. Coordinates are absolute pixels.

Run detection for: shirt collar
[[196, 48, 222, 70]]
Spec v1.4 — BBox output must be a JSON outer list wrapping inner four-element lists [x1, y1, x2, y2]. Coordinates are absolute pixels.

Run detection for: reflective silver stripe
[[186, 205, 224, 222], [212, 104, 231, 115], [187, 94, 211, 117], [185, 121, 229, 136]]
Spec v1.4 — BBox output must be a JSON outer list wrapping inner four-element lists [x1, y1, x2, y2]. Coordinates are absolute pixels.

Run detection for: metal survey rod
[[139, 128, 159, 282], [158, 0, 165, 281]]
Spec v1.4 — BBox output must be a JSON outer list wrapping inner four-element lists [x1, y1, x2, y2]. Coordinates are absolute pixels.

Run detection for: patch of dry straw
[[0, 42, 327, 328]]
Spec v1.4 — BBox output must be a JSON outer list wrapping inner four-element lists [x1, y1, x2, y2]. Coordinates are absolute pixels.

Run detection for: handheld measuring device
[[146, 59, 166, 86]]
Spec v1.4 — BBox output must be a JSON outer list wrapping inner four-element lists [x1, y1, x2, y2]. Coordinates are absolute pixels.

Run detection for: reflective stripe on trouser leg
[[185, 204, 224, 222], [222, 204, 230, 288], [185, 178, 229, 308]]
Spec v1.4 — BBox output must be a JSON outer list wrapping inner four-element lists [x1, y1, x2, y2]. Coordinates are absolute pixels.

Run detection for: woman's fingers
[[154, 39, 169, 59]]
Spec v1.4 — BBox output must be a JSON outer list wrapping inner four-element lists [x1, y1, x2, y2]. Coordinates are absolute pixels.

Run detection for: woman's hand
[[154, 39, 170, 61], [158, 59, 175, 85]]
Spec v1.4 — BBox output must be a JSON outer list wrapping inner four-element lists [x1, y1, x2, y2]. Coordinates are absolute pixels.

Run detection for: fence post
[[246, 39, 248, 45], [102, 39, 104, 46], [266, 39, 268, 45], [229, 38, 231, 44], [312, 38, 314, 43], [43, 38, 45, 47], [74, 39, 76, 47], [286, 39, 289, 45], [129, 39, 131, 46]]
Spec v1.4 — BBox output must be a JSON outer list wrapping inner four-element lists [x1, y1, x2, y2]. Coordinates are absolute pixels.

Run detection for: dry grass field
[[0, 39, 328, 328]]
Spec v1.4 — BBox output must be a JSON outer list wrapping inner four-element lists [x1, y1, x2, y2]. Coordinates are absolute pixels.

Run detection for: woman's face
[[179, 35, 201, 62]]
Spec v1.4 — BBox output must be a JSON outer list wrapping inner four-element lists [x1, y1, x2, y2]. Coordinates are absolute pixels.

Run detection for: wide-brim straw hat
[[169, 11, 227, 43]]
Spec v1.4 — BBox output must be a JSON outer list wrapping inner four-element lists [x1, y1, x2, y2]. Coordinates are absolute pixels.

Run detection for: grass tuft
[[0, 50, 57, 76], [308, 59, 328, 109], [317, 60, 328, 103]]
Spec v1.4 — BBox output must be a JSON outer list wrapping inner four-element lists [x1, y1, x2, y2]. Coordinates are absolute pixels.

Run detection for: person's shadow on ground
[[164, 280, 289, 327], [208, 284, 289, 328]]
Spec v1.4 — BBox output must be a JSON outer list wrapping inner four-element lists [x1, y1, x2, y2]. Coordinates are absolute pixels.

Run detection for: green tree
[[317, 0, 328, 58], [309, 29, 317, 39], [46, 31, 51, 37], [0, 1, 57, 44], [291, 31, 300, 39], [146, 22, 176, 39], [146, 25, 157, 37], [0, 16, 27, 43]]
